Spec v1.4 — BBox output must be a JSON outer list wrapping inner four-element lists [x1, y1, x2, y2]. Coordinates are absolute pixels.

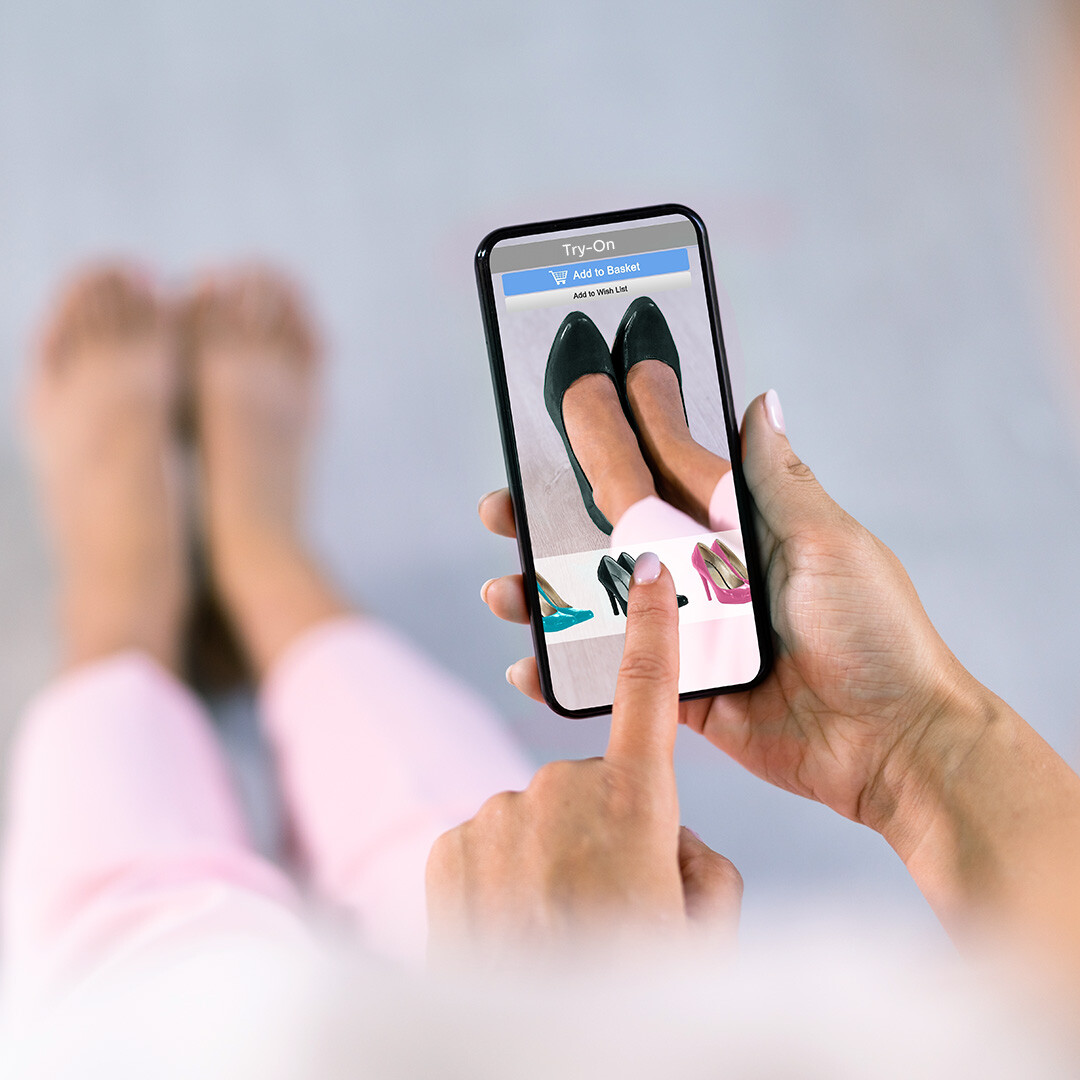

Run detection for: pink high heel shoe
[[691, 539, 751, 604]]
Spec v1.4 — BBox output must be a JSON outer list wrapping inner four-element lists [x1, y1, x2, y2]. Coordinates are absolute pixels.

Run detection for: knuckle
[[474, 789, 518, 822], [618, 649, 678, 686], [528, 759, 578, 793], [714, 856, 744, 898], [682, 840, 744, 896], [782, 453, 818, 486], [426, 825, 464, 875], [629, 588, 678, 624]]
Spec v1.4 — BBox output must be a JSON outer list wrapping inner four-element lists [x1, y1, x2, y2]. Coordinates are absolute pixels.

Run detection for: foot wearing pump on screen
[[555, 305, 733, 532], [186, 269, 347, 675], [624, 359, 732, 525], [26, 266, 189, 673], [561, 365, 734, 534], [561, 372, 657, 527]]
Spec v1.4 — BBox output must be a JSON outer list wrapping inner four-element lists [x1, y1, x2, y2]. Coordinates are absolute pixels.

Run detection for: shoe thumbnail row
[[538, 539, 751, 633]]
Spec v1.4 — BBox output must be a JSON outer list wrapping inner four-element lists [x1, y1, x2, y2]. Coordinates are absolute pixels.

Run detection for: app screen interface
[[490, 214, 761, 711]]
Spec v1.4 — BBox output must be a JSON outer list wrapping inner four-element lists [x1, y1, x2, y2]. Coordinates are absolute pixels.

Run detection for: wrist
[[869, 666, 1080, 954], [867, 667, 1018, 916]]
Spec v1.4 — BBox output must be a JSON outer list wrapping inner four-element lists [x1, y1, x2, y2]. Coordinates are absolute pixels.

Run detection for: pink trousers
[[0, 617, 532, 1012]]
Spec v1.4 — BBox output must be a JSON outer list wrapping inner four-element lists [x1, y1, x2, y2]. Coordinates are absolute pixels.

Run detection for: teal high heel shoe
[[536, 573, 595, 633]]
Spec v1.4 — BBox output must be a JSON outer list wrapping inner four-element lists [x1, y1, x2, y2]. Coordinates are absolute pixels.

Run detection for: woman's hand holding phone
[[483, 393, 1065, 929], [482, 392, 978, 836], [427, 557, 741, 965], [472, 391, 1080, 981]]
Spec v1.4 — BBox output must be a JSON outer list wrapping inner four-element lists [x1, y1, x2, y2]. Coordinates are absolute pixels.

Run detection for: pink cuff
[[708, 471, 739, 532], [611, 472, 740, 548], [610, 495, 702, 547]]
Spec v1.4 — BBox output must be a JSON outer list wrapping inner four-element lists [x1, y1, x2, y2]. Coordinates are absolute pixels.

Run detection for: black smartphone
[[476, 204, 772, 717]]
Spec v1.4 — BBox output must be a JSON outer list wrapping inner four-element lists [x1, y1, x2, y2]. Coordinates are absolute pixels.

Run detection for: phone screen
[[478, 205, 770, 716]]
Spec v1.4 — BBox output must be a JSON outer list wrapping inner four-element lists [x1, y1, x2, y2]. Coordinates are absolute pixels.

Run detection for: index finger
[[606, 552, 681, 772]]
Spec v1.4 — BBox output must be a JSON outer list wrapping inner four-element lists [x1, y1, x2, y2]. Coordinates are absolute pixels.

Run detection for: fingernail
[[505, 663, 517, 687], [684, 826, 702, 843], [480, 578, 495, 603], [477, 492, 491, 515], [764, 388, 785, 435], [632, 550, 661, 585]]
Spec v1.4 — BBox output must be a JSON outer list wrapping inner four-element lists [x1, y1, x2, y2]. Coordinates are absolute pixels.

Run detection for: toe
[[183, 273, 231, 340], [40, 263, 165, 372], [188, 266, 318, 363], [240, 269, 318, 361], [83, 265, 150, 328]]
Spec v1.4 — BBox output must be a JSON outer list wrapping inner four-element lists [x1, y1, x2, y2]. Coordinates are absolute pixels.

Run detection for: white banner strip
[[504, 269, 691, 311]]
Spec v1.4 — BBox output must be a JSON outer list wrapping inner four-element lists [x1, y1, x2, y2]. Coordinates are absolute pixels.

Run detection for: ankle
[[592, 464, 656, 526], [210, 528, 349, 674], [628, 418, 688, 473], [60, 579, 185, 674], [211, 522, 305, 607]]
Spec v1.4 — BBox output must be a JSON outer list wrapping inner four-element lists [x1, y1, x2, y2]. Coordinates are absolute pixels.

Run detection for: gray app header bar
[[489, 220, 697, 274]]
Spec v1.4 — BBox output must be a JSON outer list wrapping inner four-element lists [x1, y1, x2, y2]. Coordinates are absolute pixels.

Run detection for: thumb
[[741, 389, 845, 543], [678, 826, 743, 932]]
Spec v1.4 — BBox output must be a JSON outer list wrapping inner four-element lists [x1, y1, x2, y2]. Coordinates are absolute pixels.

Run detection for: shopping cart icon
[[549, 269, 569, 286]]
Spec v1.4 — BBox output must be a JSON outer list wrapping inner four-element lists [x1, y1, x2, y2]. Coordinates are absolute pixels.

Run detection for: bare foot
[[625, 360, 731, 525], [26, 266, 188, 671], [561, 373, 656, 526], [187, 268, 346, 674]]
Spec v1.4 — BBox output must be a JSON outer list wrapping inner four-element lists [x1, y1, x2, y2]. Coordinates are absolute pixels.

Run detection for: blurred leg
[[262, 617, 532, 962], [6, 267, 305, 1017], [1, 654, 303, 1015], [191, 269, 532, 962], [24, 265, 190, 674]]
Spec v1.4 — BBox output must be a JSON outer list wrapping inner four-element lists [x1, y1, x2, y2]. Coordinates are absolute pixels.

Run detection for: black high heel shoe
[[611, 296, 688, 426], [544, 311, 618, 535], [597, 555, 631, 615], [615, 551, 689, 608]]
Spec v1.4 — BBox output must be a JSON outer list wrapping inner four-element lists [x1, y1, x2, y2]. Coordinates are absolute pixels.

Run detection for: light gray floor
[[1, 0, 1078, 941]]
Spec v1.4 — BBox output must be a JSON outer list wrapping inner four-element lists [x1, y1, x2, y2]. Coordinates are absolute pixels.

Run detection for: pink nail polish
[[480, 579, 494, 603], [632, 551, 661, 585], [764, 388, 785, 435]]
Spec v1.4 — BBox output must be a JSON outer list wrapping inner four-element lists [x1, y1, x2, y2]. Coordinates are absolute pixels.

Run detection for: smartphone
[[476, 204, 772, 717]]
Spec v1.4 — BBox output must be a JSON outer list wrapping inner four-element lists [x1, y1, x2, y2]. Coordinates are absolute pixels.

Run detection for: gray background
[[1, 1, 1078, 942]]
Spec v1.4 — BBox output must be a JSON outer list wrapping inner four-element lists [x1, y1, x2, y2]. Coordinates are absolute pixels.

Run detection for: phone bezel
[[475, 203, 774, 718]]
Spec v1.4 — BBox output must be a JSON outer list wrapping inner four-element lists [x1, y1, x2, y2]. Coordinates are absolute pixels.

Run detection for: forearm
[[880, 674, 1080, 970]]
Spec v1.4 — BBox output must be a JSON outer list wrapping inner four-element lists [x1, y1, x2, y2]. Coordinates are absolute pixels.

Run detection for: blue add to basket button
[[501, 247, 690, 297]]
